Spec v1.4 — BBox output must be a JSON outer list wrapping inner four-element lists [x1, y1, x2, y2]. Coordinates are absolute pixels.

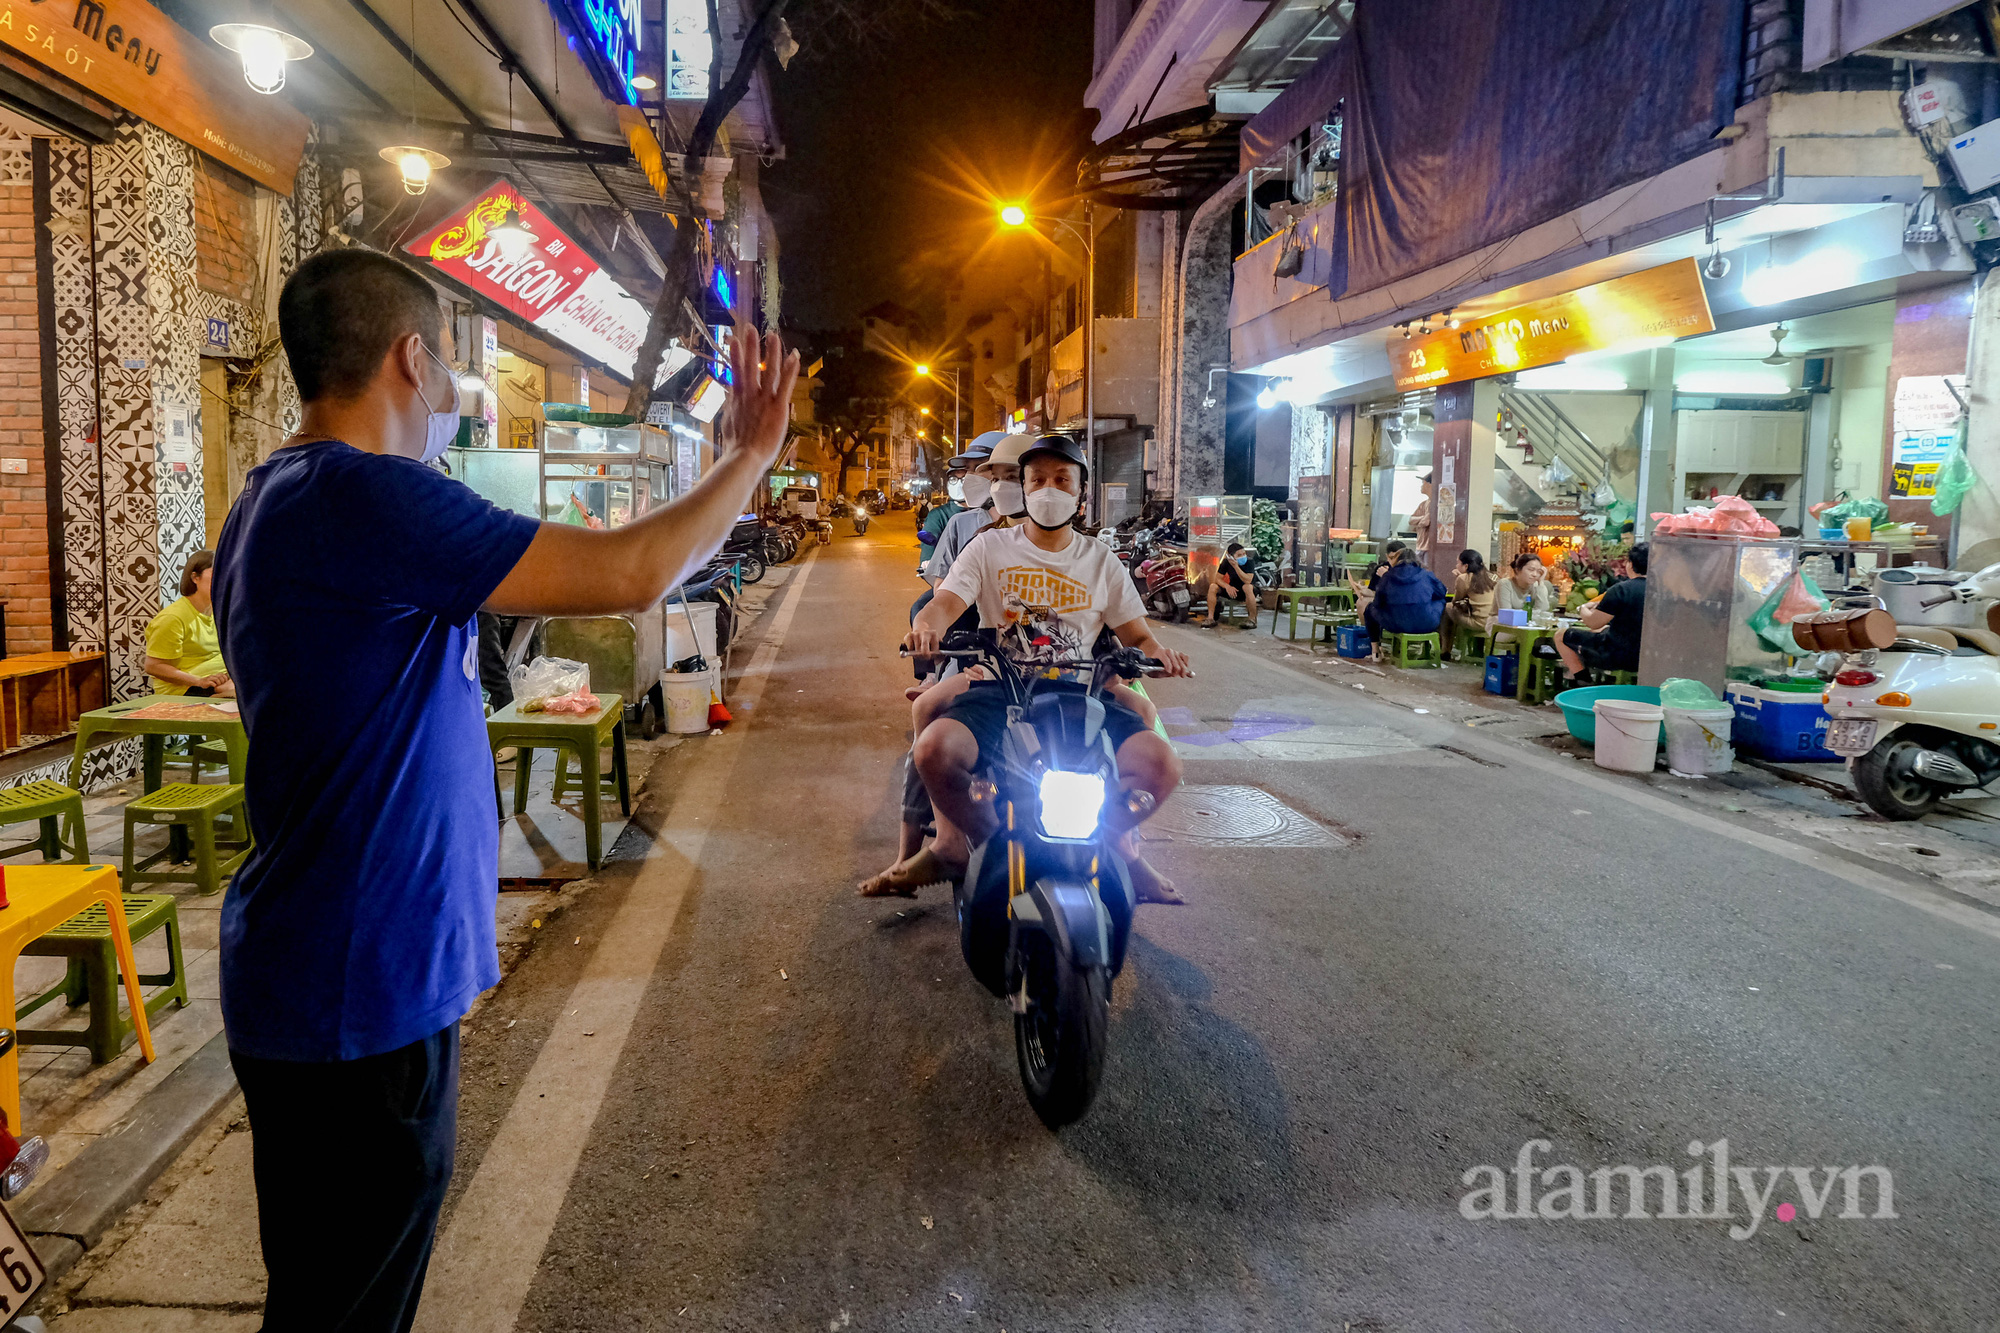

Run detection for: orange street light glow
[[916, 364, 932, 376], [1000, 204, 1029, 227]]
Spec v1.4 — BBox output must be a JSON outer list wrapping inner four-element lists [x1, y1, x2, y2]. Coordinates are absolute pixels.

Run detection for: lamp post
[[915, 363, 963, 466], [1001, 203, 1096, 519]]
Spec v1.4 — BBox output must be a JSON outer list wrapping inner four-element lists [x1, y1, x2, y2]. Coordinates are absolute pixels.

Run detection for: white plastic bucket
[[1593, 699, 1664, 773], [1664, 706, 1736, 775], [666, 600, 719, 667], [661, 671, 711, 734]]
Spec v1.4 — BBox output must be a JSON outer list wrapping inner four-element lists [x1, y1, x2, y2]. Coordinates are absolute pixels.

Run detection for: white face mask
[[1025, 486, 1079, 529], [989, 479, 1026, 517], [416, 344, 460, 463], [946, 476, 966, 502], [960, 473, 992, 509]]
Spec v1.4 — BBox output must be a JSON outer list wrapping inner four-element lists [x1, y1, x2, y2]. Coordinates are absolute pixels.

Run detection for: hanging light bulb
[[210, 22, 312, 94], [379, 145, 451, 196], [1445, 308, 1461, 329], [489, 205, 538, 260]]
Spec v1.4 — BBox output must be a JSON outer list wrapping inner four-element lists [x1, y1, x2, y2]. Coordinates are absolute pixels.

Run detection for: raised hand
[[724, 326, 800, 472]]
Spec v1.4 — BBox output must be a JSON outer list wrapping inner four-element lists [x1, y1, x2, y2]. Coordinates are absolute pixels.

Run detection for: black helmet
[[1020, 432, 1088, 481]]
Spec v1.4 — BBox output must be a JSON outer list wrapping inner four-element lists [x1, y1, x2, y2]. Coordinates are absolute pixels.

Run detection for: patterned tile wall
[[142, 124, 205, 611], [45, 139, 102, 655]]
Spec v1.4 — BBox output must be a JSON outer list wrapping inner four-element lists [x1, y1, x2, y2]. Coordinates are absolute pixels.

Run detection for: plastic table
[[67, 696, 247, 794], [1270, 586, 1356, 640], [486, 695, 629, 869], [1488, 622, 1578, 702], [0, 864, 155, 1132]]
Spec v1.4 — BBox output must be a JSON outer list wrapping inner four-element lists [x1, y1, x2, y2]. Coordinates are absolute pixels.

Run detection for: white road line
[[414, 552, 820, 1333], [1171, 623, 2000, 945]]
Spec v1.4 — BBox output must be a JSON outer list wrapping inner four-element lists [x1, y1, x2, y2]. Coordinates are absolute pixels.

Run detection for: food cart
[[448, 409, 716, 737]]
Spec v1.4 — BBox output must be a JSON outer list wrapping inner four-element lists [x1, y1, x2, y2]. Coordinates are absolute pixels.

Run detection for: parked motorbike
[[912, 629, 1161, 1127], [1134, 543, 1192, 622], [722, 516, 774, 584], [1812, 562, 2000, 819]]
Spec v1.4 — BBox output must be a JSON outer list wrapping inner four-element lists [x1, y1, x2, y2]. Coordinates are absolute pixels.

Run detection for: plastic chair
[[123, 783, 252, 896], [19, 893, 186, 1063], [1384, 631, 1443, 668], [1451, 622, 1490, 663], [1523, 654, 1566, 704], [0, 781, 88, 864]]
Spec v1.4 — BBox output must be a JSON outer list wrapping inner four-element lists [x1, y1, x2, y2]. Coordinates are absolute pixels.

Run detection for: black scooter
[[924, 628, 1161, 1127]]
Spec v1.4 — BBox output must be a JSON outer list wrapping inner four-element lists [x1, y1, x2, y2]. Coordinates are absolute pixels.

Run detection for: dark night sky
[[766, 1, 1095, 330]]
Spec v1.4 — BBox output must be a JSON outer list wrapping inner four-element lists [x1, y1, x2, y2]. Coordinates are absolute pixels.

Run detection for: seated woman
[[1493, 551, 1555, 621], [145, 550, 232, 697], [1443, 548, 1497, 645], [1363, 547, 1448, 660]]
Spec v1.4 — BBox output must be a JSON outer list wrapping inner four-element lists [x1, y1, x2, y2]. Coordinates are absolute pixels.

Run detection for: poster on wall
[[1890, 374, 1966, 498], [1435, 454, 1457, 545]]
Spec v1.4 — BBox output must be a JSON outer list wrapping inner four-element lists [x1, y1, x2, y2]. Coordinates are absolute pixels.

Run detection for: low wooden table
[[0, 864, 155, 1131], [0, 651, 106, 749], [486, 695, 629, 869]]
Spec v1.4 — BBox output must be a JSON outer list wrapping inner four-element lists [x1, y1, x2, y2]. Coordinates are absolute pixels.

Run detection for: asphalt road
[[429, 510, 2000, 1332]]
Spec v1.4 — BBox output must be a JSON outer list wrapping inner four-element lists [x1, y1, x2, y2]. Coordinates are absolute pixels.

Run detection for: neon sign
[[550, 0, 641, 106]]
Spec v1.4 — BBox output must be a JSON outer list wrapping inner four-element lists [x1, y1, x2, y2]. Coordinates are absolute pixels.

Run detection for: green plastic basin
[[1555, 685, 1661, 746]]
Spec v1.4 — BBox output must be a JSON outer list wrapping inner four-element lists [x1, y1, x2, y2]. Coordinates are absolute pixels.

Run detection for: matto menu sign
[[0, 0, 307, 193], [408, 178, 651, 379], [1392, 258, 1715, 392]]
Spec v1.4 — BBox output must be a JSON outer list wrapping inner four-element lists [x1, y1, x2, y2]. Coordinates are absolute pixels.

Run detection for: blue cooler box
[[1727, 682, 1839, 762], [1336, 624, 1371, 658], [1484, 653, 1519, 696]]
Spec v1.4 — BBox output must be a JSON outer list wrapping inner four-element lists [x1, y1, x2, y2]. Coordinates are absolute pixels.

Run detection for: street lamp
[[915, 362, 962, 460], [1000, 202, 1098, 519]]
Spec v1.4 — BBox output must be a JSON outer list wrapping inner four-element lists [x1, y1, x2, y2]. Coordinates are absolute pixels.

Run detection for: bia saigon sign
[[1, 0, 308, 193], [407, 178, 653, 378], [1392, 258, 1716, 392]]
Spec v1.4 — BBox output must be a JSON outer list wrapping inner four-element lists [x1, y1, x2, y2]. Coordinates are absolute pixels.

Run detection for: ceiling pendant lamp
[[379, 145, 450, 195], [210, 17, 312, 94], [488, 204, 538, 260]]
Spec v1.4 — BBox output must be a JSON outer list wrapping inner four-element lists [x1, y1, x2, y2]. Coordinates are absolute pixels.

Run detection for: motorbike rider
[[880, 435, 1191, 903], [917, 448, 976, 568], [925, 431, 1020, 586]]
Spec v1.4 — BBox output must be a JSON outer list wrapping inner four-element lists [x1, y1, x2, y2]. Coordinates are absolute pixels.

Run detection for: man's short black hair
[[1628, 541, 1649, 576], [1385, 540, 1407, 555], [279, 250, 444, 403], [1226, 541, 1244, 555]]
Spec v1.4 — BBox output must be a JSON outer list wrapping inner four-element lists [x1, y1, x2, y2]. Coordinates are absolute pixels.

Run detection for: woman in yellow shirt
[[144, 550, 232, 697]]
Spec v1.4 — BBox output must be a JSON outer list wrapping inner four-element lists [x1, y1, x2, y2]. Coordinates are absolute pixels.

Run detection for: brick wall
[[0, 175, 49, 653], [193, 160, 258, 306]]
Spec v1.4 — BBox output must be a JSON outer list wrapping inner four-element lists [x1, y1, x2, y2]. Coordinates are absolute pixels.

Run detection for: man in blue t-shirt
[[213, 250, 797, 1332]]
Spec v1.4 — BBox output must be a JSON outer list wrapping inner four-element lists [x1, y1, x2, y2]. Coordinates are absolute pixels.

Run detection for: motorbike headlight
[[1038, 770, 1105, 840]]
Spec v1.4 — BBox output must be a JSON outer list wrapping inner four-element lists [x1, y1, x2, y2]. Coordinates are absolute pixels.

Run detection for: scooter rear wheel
[[1854, 735, 1944, 820], [1014, 933, 1108, 1129], [737, 550, 766, 584]]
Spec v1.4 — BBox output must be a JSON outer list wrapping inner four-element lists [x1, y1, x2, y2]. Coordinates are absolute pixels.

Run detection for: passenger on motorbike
[[924, 432, 1019, 587], [881, 436, 1191, 903]]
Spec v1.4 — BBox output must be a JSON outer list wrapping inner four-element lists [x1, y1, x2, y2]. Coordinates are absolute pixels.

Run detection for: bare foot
[[857, 847, 965, 898], [1128, 855, 1185, 905]]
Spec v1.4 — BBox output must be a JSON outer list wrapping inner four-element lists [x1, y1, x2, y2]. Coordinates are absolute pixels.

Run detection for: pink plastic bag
[[1649, 495, 1778, 537]]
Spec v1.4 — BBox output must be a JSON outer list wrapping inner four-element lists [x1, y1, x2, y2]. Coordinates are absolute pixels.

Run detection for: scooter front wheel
[[1014, 932, 1108, 1129], [1854, 735, 1944, 820]]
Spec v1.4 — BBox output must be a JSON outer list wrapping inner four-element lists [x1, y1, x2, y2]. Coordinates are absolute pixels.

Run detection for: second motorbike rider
[[894, 435, 1192, 903]]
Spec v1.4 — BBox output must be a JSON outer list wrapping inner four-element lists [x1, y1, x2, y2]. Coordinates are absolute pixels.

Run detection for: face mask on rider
[[960, 473, 993, 509], [1024, 485, 1079, 529], [989, 479, 1026, 517], [415, 343, 460, 463], [945, 476, 966, 502]]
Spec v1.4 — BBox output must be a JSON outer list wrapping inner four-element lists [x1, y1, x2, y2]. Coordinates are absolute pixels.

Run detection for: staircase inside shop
[[1496, 390, 1610, 503]]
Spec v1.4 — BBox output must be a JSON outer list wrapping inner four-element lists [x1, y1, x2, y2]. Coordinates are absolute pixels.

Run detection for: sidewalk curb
[[16, 1031, 238, 1286]]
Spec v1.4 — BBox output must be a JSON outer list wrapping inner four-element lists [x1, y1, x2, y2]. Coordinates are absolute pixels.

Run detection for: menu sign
[[0, 0, 307, 193], [408, 178, 653, 379], [1890, 374, 1966, 498], [1393, 258, 1715, 392]]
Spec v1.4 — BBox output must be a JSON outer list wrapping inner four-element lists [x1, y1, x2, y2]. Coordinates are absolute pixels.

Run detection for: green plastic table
[[67, 696, 248, 794], [487, 694, 629, 869], [1270, 586, 1356, 640], [1488, 623, 1575, 703]]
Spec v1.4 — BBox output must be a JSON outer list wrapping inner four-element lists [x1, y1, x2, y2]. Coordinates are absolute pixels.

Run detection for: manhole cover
[[1138, 784, 1346, 848]]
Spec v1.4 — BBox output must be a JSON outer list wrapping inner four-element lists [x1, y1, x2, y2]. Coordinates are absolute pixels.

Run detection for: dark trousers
[[231, 1024, 460, 1333]]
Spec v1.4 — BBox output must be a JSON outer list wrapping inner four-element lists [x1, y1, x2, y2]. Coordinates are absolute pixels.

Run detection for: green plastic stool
[[1211, 597, 1257, 628], [0, 780, 89, 863], [1451, 622, 1490, 663], [164, 737, 231, 785], [1309, 611, 1359, 644], [18, 892, 187, 1063], [123, 783, 252, 896], [1384, 631, 1443, 668], [1600, 669, 1639, 685], [1523, 654, 1566, 704]]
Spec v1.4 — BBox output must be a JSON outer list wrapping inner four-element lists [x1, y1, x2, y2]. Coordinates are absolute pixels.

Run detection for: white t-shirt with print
[[938, 523, 1148, 665]]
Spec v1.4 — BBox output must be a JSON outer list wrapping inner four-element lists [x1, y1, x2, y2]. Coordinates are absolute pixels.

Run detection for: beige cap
[[980, 434, 1032, 470]]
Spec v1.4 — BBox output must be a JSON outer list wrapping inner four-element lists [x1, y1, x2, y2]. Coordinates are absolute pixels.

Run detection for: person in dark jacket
[[1364, 546, 1448, 660]]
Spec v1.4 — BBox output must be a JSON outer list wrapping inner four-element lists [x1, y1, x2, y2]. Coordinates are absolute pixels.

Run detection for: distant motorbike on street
[[913, 628, 1161, 1127], [852, 510, 871, 535], [1815, 563, 2000, 819]]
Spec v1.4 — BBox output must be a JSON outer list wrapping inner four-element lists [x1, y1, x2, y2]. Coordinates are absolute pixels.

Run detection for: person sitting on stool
[[1201, 542, 1255, 627], [1363, 546, 1447, 660], [1556, 541, 1648, 680]]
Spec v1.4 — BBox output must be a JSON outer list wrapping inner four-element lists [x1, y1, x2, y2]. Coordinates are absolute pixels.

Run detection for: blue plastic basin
[[1555, 685, 1661, 746]]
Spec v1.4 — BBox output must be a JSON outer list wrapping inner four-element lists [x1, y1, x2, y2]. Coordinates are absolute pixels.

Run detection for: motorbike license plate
[[1827, 718, 1878, 755], [1171, 587, 1189, 605], [0, 1200, 46, 1319]]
